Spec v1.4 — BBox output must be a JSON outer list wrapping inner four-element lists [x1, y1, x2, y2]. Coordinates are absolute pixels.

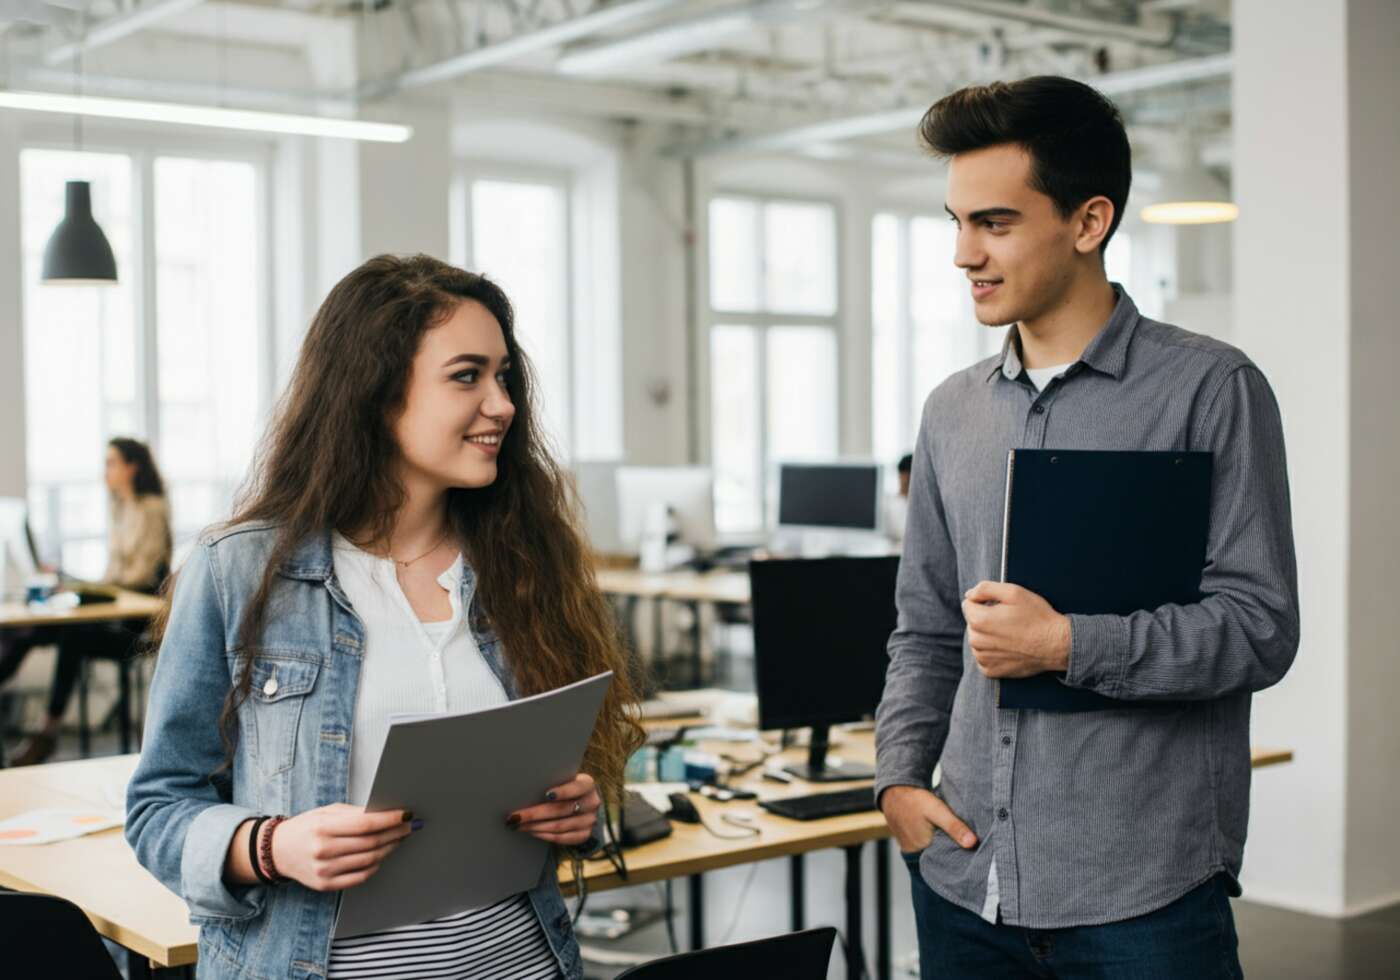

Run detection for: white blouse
[[330, 533, 510, 806]]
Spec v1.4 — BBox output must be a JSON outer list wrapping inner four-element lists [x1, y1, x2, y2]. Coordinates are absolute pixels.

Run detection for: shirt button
[[998, 807, 1009, 820], [1001, 735, 1012, 746], [1033, 404, 1046, 414]]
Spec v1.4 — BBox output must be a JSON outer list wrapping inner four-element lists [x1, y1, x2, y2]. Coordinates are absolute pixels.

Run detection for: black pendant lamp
[[41, 180, 117, 284]]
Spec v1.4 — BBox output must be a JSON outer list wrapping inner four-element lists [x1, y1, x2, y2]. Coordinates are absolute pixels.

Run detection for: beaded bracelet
[[247, 816, 272, 886], [259, 815, 288, 885]]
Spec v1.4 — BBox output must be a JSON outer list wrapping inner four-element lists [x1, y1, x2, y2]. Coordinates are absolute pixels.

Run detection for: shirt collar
[[985, 283, 1140, 384]]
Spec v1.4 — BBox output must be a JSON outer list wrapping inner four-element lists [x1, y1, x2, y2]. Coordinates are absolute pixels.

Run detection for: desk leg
[[790, 854, 805, 930], [78, 659, 91, 758], [652, 598, 666, 679], [690, 600, 704, 687], [876, 838, 891, 980], [844, 844, 864, 980], [118, 657, 133, 754], [688, 873, 705, 950]]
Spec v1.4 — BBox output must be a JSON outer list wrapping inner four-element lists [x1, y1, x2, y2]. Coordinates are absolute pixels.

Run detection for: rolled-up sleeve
[[874, 399, 967, 804], [1065, 364, 1300, 700], [125, 543, 266, 923]]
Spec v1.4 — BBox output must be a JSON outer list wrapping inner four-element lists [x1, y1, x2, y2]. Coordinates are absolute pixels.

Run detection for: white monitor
[[0, 497, 39, 598], [615, 467, 716, 552], [776, 462, 883, 533], [571, 461, 623, 555]]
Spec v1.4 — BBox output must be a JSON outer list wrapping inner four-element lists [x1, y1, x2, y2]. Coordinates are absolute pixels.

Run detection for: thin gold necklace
[[391, 529, 450, 568]]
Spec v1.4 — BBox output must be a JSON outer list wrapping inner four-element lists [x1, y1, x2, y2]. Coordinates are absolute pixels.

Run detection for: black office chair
[[0, 891, 124, 979], [614, 927, 837, 980]]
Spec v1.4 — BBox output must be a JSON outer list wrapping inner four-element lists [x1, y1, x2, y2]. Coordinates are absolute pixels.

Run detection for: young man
[[875, 76, 1299, 978]]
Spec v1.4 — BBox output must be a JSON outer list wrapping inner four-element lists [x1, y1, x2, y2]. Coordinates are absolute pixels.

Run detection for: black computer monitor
[[749, 555, 898, 782], [776, 463, 881, 532]]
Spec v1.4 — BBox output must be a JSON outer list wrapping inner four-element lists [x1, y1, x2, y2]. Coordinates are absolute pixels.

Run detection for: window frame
[[702, 190, 845, 533]]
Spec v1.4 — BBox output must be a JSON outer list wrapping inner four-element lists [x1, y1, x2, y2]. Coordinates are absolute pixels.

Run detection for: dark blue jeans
[[905, 853, 1243, 979]]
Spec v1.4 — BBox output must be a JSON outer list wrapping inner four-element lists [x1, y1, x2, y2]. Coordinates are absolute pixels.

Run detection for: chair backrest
[[615, 927, 838, 980], [0, 891, 124, 979]]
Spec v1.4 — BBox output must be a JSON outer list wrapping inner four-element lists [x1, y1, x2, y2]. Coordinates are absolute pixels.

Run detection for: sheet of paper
[[0, 808, 123, 845], [626, 782, 690, 814], [333, 672, 612, 939]]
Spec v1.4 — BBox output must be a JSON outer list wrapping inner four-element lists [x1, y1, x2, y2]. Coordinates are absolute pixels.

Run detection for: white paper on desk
[[0, 807, 123, 845], [333, 672, 612, 939]]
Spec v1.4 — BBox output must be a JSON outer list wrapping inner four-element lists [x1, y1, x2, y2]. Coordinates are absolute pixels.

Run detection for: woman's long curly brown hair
[[157, 253, 643, 804]]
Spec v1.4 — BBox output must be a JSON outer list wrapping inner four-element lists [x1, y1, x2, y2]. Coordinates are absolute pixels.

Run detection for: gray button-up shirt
[[875, 286, 1300, 929]]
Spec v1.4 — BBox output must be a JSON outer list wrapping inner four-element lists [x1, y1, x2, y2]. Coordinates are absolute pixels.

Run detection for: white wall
[[1235, 0, 1400, 918]]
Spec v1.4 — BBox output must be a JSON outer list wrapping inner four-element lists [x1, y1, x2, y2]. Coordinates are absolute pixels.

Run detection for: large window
[[465, 174, 573, 456], [21, 146, 267, 577], [870, 211, 1132, 465], [707, 195, 840, 534]]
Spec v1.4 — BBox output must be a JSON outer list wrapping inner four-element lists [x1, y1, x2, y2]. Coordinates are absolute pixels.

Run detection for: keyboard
[[759, 786, 877, 821]]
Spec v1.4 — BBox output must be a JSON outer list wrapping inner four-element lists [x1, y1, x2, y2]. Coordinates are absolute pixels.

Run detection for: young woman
[[0, 437, 171, 765], [126, 255, 643, 980]]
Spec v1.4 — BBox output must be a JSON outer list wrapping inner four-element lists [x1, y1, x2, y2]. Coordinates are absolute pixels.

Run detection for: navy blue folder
[[996, 449, 1213, 712]]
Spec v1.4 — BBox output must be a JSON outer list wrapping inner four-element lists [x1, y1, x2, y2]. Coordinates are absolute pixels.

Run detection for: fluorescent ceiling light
[[0, 90, 411, 143]]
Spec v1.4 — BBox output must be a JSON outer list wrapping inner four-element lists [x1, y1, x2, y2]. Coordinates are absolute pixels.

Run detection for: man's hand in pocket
[[878, 786, 978, 854]]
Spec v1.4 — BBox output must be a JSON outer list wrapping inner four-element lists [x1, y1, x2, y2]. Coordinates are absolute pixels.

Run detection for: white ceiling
[[0, 0, 1235, 168]]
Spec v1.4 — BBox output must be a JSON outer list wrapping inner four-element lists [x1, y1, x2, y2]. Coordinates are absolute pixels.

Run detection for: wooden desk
[[0, 742, 1294, 980], [0, 589, 163, 629]]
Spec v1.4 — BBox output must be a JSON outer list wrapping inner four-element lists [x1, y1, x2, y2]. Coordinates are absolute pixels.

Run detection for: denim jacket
[[126, 523, 581, 980]]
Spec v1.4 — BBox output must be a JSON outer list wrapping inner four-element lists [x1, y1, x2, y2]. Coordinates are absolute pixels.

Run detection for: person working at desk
[[126, 255, 644, 980], [884, 453, 913, 543], [874, 77, 1300, 978], [0, 437, 171, 765]]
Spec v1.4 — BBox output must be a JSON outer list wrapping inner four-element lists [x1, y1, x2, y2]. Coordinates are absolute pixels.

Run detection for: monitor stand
[[782, 724, 876, 782]]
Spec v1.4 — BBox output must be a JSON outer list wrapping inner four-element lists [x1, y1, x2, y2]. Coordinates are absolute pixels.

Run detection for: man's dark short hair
[[898, 454, 914, 474], [919, 75, 1131, 252]]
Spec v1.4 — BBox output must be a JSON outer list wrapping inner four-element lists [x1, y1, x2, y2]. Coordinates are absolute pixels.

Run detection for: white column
[[1234, 0, 1400, 916], [1339, 0, 1400, 915]]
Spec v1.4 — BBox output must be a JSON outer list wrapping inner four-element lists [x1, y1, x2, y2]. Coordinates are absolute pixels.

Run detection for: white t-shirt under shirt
[[1024, 362, 1073, 392], [326, 534, 558, 979]]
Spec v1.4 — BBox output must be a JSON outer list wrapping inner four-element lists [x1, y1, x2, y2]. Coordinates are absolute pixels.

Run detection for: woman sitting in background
[[0, 437, 172, 765]]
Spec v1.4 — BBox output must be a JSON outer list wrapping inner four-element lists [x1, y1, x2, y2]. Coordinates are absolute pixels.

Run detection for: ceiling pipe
[[359, 0, 690, 99], [667, 52, 1231, 157], [44, 0, 208, 65]]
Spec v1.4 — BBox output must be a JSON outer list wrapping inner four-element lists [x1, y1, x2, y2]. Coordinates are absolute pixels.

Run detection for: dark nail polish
[[506, 814, 521, 828], [401, 811, 415, 823], [545, 791, 557, 802], [410, 819, 424, 832]]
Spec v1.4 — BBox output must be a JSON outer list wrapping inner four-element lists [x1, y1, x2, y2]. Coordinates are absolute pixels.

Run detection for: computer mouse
[[726, 809, 757, 824], [667, 792, 701, 824]]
